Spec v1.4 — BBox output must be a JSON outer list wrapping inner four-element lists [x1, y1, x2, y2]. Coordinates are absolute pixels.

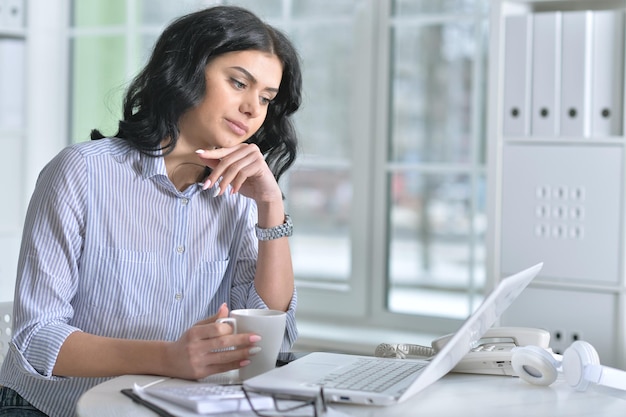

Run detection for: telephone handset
[[375, 327, 551, 376]]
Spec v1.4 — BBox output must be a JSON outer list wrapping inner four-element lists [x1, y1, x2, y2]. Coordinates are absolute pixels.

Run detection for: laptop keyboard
[[315, 358, 427, 392]]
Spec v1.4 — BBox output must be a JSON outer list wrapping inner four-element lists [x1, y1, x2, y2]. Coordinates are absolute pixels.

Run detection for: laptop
[[244, 262, 543, 406]]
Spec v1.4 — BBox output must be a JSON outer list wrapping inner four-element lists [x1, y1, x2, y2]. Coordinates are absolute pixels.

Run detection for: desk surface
[[77, 371, 626, 417]]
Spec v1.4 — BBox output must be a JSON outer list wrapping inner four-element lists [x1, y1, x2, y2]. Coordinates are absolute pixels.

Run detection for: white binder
[[590, 10, 624, 137], [560, 11, 593, 137], [1, 0, 25, 28], [531, 12, 561, 137], [502, 14, 532, 137]]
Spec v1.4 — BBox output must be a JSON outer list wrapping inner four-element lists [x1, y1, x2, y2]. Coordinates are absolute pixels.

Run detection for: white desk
[[76, 372, 626, 417]]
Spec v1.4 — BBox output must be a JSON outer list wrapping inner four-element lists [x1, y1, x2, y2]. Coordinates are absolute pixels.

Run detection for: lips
[[225, 118, 249, 136]]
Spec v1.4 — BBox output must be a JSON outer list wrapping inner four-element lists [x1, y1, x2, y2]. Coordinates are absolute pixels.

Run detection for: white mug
[[218, 309, 286, 380]]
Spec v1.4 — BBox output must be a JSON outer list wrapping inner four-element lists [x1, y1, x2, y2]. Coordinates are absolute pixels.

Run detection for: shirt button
[[181, 198, 189, 206], [174, 293, 183, 301], [176, 246, 185, 254]]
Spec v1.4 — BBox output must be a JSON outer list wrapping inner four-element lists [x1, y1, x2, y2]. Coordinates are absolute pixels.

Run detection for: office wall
[[0, 1, 69, 302]]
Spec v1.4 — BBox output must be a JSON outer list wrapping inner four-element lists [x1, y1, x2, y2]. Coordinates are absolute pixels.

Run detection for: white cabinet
[[487, 0, 626, 367]]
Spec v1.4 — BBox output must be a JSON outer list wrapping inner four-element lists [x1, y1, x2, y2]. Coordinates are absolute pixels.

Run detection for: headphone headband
[[512, 340, 626, 392]]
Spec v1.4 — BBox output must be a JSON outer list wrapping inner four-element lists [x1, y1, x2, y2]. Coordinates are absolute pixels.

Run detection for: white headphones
[[511, 340, 626, 391]]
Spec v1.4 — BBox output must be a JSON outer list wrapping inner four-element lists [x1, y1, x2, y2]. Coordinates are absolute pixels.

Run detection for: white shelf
[[488, 0, 626, 368]]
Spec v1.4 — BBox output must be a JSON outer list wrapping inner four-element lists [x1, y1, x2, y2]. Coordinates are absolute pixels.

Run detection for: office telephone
[[375, 327, 551, 376]]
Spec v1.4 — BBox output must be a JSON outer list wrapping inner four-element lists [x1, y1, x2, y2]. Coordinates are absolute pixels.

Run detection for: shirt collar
[[140, 150, 167, 180], [139, 150, 206, 196]]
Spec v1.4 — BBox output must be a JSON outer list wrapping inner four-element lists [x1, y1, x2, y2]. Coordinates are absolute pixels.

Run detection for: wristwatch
[[255, 214, 293, 240]]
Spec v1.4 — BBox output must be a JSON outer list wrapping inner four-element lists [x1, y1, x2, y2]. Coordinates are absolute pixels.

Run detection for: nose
[[240, 94, 261, 118]]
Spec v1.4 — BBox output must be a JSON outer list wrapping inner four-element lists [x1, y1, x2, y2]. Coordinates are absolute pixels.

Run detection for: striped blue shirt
[[0, 138, 298, 417]]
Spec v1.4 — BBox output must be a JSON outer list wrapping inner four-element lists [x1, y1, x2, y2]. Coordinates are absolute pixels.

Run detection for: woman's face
[[178, 50, 283, 150]]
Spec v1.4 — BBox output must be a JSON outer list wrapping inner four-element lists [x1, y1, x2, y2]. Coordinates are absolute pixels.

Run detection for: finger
[[195, 145, 254, 170], [229, 163, 259, 195], [226, 149, 268, 195], [196, 145, 255, 192], [203, 357, 252, 377], [185, 354, 245, 380], [212, 145, 258, 173], [195, 148, 230, 191], [181, 334, 261, 379], [214, 152, 262, 196], [208, 339, 262, 364], [204, 333, 261, 361], [186, 320, 239, 343], [196, 145, 245, 160], [215, 303, 230, 320], [195, 147, 228, 162], [194, 303, 229, 326]]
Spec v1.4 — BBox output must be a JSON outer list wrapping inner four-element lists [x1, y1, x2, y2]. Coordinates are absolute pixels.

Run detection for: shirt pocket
[[188, 259, 231, 315], [89, 247, 160, 318]]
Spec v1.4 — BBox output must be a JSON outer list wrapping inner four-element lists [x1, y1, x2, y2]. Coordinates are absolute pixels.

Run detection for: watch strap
[[255, 214, 293, 240]]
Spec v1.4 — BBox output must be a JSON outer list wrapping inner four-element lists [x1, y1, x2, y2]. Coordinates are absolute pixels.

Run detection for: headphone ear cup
[[511, 345, 560, 386], [562, 340, 600, 391]]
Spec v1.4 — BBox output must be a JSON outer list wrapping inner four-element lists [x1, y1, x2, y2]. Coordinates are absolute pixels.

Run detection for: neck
[[166, 160, 207, 191], [163, 143, 207, 191]]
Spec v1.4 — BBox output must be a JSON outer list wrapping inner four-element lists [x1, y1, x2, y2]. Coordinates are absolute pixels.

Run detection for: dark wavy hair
[[91, 5, 302, 181]]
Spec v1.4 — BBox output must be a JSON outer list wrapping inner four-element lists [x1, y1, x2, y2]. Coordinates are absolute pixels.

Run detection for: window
[[384, 1, 489, 323], [68, 0, 490, 339]]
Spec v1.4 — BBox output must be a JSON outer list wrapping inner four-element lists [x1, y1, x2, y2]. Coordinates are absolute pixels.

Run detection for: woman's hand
[[195, 144, 282, 204], [163, 304, 261, 380]]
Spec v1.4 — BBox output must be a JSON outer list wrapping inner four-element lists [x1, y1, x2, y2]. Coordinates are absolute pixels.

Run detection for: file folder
[[502, 14, 532, 137], [560, 11, 592, 137], [590, 10, 624, 137], [531, 12, 561, 137]]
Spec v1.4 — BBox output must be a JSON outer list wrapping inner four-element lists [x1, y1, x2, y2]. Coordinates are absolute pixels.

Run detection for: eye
[[231, 78, 246, 89], [260, 96, 273, 106]]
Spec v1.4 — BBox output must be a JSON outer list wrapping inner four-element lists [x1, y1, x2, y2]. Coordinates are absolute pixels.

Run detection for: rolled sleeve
[[245, 285, 298, 351], [20, 324, 81, 379]]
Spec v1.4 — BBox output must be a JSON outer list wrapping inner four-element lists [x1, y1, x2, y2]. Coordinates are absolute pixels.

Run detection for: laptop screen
[[398, 262, 543, 401]]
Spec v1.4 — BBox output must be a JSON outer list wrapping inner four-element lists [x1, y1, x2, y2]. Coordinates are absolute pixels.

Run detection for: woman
[[0, 5, 301, 417]]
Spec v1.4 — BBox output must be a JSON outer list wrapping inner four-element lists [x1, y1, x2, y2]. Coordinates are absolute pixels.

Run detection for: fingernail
[[212, 187, 221, 197], [195, 149, 205, 154], [240, 359, 251, 367], [249, 346, 262, 355], [202, 179, 211, 190], [250, 335, 262, 343]]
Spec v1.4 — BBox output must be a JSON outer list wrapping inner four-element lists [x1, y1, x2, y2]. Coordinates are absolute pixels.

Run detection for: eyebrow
[[230, 66, 280, 94]]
